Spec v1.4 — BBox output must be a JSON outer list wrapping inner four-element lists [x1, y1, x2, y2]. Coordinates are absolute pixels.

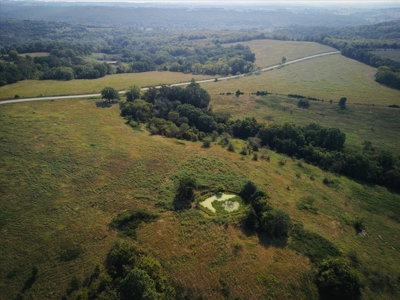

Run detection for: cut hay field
[[1, 98, 399, 300], [0, 72, 213, 100], [227, 39, 336, 68], [203, 54, 400, 106]]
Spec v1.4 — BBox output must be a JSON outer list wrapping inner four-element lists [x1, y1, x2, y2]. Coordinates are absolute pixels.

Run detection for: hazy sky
[[31, 0, 400, 3]]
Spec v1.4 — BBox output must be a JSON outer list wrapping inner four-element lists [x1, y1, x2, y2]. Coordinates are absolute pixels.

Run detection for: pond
[[200, 193, 240, 213]]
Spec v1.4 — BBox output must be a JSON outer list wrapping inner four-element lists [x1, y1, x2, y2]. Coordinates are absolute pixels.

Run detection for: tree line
[[119, 82, 400, 193], [274, 20, 400, 90]]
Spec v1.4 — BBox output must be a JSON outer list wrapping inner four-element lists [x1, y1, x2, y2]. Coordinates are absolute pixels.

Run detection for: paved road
[[0, 51, 340, 105]]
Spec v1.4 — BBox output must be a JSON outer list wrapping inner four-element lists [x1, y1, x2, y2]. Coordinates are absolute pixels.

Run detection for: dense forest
[[2, 18, 400, 89], [0, 20, 257, 85], [0, 1, 382, 29]]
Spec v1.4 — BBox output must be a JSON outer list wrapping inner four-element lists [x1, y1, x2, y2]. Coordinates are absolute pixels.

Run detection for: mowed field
[[1, 98, 400, 299], [0, 72, 214, 100], [226, 39, 336, 68], [203, 54, 400, 106]]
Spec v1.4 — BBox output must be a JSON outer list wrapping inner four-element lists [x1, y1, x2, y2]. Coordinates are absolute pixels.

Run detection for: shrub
[[296, 196, 317, 214], [353, 217, 365, 233], [110, 210, 158, 238], [323, 176, 334, 185], [315, 258, 361, 300], [298, 99, 310, 109], [227, 142, 235, 152], [290, 224, 340, 263], [202, 138, 211, 148]]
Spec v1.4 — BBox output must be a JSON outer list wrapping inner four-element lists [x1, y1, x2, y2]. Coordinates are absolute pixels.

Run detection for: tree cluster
[[240, 181, 290, 238], [121, 83, 400, 192], [64, 241, 177, 300]]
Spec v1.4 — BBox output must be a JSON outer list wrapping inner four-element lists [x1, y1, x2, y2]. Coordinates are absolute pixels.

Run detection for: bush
[[315, 258, 361, 300], [227, 142, 235, 152], [110, 210, 158, 238], [176, 176, 197, 201], [298, 99, 310, 109], [202, 138, 211, 148], [290, 224, 341, 263], [296, 196, 317, 214]]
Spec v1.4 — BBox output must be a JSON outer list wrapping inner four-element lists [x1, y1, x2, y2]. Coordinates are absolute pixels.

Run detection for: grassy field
[[370, 50, 400, 62], [1, 98, 399, 299], [0, 72, 214, 100], [210, 93, 400, 153], [19, 52, 49, 58], [226, 39, 336, 68], [203, 54, 400, 106]]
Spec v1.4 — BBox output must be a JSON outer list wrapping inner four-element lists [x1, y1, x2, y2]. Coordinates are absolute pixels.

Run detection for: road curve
[[0, 51, 340, 105]]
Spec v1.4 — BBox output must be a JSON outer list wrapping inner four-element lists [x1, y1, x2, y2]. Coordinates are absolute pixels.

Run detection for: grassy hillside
[[203, 54, 400, 106], [1, 98, 399, 300], [209, 93, 400, 153]]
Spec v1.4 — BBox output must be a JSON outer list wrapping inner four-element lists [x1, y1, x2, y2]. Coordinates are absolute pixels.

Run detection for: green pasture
[[203, 54, 400, 106], [369, 50, 400, 62], [211, 93, 400, 153], [0, 72, 213, 100], [226, 39, 336, 68], [0, 99, 399, 299], [20, 52, 49, 58]]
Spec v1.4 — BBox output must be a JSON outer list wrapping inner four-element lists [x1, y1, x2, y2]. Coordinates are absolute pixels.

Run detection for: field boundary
[[0, 51, 340, 105]]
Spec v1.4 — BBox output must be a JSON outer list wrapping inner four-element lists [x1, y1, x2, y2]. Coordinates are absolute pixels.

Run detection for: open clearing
[[0, 99, 399, 299]]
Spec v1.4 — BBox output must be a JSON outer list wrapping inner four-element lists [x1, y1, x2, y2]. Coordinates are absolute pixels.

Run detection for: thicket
[[120, 83, 400, 193], [63, 241, 177, 300], [110, 210, 158, 238], [240, 181, 291, 238]]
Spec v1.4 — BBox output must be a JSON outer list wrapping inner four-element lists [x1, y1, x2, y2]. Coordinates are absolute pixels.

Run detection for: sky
[[28, 0, 400, 3]]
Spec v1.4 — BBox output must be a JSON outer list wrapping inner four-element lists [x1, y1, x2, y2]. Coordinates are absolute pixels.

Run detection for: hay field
[[203, 54, 400, 106]]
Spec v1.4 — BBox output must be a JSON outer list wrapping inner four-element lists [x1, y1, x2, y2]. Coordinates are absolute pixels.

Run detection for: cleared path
[[0, 51, 340, 105]]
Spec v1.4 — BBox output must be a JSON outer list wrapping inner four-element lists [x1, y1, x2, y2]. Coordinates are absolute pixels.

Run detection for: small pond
[[200, 193, 240, 213]]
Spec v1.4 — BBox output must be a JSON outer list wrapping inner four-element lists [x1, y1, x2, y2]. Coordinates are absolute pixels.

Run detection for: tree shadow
[[95, 101, 114, 108], [172, 198, 192, 211], [257, 232, 288, 248], [240, 226, 288, 248], [21, 267, 38, 293]]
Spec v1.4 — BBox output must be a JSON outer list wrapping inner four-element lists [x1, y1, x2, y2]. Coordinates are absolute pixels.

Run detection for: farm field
[[369, 50, 400, 62], [0, 72, 214, 100], [0, 98, 399, 300], [203, 53, 400, 106], [226, 39, 336, 68], [0, 40, 342, 101]]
